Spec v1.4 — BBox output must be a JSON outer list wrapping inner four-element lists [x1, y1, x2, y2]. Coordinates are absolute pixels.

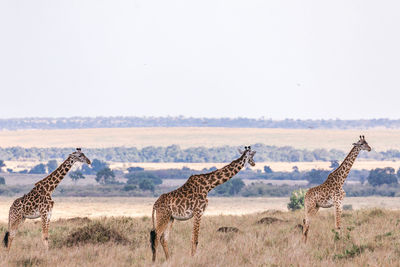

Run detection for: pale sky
[[0, 0, 399, 119]]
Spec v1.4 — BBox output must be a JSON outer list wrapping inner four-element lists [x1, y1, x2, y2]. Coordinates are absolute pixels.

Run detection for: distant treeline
[[0, 144, 399, 162], [0, 116, 400, 130]]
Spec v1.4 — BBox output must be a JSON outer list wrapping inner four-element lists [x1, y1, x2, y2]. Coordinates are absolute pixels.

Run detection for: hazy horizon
[[1, 0, 399, 120]]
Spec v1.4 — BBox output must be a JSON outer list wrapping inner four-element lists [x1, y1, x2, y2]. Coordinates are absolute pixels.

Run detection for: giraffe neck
[[329, 146, 361, 186], [34, 156, 76, 194], [198, 154, 246, 192]]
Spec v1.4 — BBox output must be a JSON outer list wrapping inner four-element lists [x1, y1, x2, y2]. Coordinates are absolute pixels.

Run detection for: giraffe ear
[[250, 151, 256, 156], [238, 148, 244, 154]]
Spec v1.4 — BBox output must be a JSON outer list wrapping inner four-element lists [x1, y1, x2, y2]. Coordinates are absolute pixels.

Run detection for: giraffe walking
[[3, 148, 91, 251], [302, 136, 371, 243], [150, 146, 256, 262]]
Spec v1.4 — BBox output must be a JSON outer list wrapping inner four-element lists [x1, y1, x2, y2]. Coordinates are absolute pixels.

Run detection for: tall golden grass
[[0, 127, 399, 151], [1, 208, 399, 266]]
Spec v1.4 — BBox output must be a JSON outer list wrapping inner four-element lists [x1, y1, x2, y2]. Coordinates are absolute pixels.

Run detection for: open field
[[1, 207, 400, 266], [1, 197, 400, 222], [0, 127, 400, 151], [5, 159, 400, 173]]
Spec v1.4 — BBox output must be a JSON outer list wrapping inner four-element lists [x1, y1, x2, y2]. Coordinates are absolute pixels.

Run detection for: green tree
[[127, 166, 144, 173], [367, 167, 398, 187], [264, 165, 273, 173], [306, 169, 330, 185], [29, 163, 47, 174], [287, 189, 306, 211], [82, 159, 108, 175], [215, 178, 245, 196], [292, 166, 299, 173], [330, 160, 339, 169], [69, 170, 85, 183], [0, 176, 5, 185], [125, 171, 162, 185], [47, 160, 58, 173], [139, 178, 155, 192], [95, 167, 116, 184], [0, 160, 5, 168]]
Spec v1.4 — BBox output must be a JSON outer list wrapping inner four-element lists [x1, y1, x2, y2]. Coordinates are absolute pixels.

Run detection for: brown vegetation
[[0, 127, 399, 151], [1, 209, 400, 266]]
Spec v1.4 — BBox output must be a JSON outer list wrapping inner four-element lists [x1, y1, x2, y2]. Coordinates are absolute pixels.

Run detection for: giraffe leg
[[152, 209, 170, 262], [303, 202, 319, 244], [41, 211, 52, 251], [191, 213, 202, 256], [5, 216, 25, 252], [334, 202, 342, 230], [160, 218, 174, 260]]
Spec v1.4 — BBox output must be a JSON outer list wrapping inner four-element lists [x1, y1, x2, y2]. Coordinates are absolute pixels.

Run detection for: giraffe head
[[238, 146, 256, 167], [69, 148, 91, 165], [352, 135, 371, 152]]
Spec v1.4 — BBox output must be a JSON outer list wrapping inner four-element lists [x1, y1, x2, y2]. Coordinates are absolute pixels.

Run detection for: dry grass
[[5, 160, 400, 174], [1, 209, 400, 266], [0, 127, 400, 151], [2, 197, 400, 223]]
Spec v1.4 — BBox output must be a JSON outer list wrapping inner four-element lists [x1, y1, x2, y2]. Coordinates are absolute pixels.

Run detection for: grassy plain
[[1, 197, 400, 222], [0, 127, 399, 151], [1, 206, 400, 266], [5, 160, 400, 173]]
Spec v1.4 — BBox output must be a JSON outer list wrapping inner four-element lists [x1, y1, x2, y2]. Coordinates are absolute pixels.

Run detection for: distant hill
[[0, 117, 399, 130]]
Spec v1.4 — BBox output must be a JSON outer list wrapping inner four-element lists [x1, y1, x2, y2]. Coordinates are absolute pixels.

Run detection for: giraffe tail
[[3, 231, 9, 248], [150, 206, 156, 255]]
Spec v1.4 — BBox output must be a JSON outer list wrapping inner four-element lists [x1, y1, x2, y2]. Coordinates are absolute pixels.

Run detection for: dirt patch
[[256, 217, 286, 225], [64, 222, 129, 247], [217, 226, 239, 233]]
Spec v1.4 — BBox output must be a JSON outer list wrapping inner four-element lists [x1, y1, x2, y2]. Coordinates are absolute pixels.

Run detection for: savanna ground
[[4, 160, 400, 174], [1, 127, 399, 151], [1, 206, 400, 266]]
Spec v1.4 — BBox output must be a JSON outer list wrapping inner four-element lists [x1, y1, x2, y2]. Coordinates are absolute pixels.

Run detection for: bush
[[95, 167, 116, 184], [69, 171, 85, 182], [139, 179, 155, 192], [287, 189, 306, 211], [214, 179, 245, 196], [367, 167, 398, 186], [47, 160, 58, 173], [63, 222, 128, 247], [29, 163, 47, 174], [0, 177, 5, 185], [125, 171, 162, 185], [123, 184, 137, 191], [305, 169, 330, 185]]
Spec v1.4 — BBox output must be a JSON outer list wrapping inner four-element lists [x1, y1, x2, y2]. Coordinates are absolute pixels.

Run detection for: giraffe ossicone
[[3, 148, 91, 251], [150, 146, 256, 262], [302, 136, 371, 243]]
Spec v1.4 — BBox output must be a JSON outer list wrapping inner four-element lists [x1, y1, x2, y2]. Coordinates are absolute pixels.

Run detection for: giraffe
[[3, 148, 91, 251], [302, 136, 371, 243], [150, 146, 256, 262]]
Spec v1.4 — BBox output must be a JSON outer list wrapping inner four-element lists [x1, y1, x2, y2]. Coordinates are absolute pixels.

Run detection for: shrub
[[305, 169, 330, 185], [214, 178, 245, 196], [343, 204, 353, 211], [95, 167, 116, 184], [0, 177, 5, 185], [125, 171, 162, 185], [367, 167, 398, 186], [29, 163, 47, 174], [287, 189, 306, 211], [139, 179, 155, 192], [63, 222, 128, 247]]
